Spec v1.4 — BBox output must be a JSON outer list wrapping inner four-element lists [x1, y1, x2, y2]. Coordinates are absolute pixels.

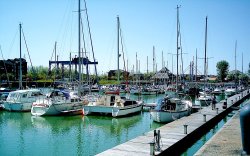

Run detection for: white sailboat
[[150, 92, 192, 123], [196, 17, 214, 106], [83, 94, 143, 117], [31, 90, 84, 116], [2, 24, 45, 112], [150, 6, 192, 123]]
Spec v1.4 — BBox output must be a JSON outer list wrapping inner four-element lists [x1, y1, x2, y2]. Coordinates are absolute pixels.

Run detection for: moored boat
[[2, 89, 44, 112], [83, 94, 143, 117], [196, 92, 213, 106], [225, 86, 236, 96], [31, 90, 84, 116], [150, 92, 192, 123]]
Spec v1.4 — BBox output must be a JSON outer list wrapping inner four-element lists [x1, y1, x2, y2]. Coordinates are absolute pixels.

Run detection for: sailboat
[[196, 17, 213, 106], [150, 6, 192, 123], [83, 16, 143, 117], [2, 24, 45, 112], [31, 0, 89, 116]]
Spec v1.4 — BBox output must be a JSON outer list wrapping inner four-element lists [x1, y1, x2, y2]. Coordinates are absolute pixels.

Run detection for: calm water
[[0, 94, 164, 156], [0, 92, 229, 156]]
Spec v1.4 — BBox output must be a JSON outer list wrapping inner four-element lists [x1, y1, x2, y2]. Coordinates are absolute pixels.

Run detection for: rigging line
[[119, 27, 126, 72], [0, 45, 10, 88], [21, 28, 34, 73], [83, 0, 98, 85], [8, 28, 18, 57], [80, 15, 87, 57], [80, 15, 90, 84]]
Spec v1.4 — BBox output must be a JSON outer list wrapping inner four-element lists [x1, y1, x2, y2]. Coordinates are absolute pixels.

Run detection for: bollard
[[216, 108, 219, 114], [203, 114, 206, 122], [239, 96, 241, 100], [223, 101, 227, 109], [184, 124, 188, 134], [240, 104, 250, 155], [149, 141, 155, 156]]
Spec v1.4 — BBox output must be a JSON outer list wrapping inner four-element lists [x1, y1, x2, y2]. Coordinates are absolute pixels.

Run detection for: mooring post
[[149, 141, 155, 156], [156, 130, 161, 151], [203, 114, 206, 122], [216, 108, 219, 114], [184, 124, 188, 134]]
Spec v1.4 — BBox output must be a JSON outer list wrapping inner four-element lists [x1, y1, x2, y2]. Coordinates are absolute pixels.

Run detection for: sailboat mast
[[195, 49, 197, 82], [176, 5, 180, 91], [204, 16, 208, 90], [78, 0, 81, 82], [117, 16, 120, 82], [19, 23, 22, 89], [235, 40, 237, 90]]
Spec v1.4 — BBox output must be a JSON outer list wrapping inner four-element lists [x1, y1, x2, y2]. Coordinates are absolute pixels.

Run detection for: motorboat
[[196, 91, 213, 106], [225, 86, 236, 96], [31, 90, 84, 116], [212, 87, 223, 95], [150, 92, 192, 123], [2, 89, 45, 112], [83, 94, 143, 117]]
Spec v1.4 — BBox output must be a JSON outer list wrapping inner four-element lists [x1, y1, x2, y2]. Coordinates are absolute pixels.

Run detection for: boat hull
[[83, 104, 142, 117], [2, 102, 32, 112], [150, 109, 190, 123], [31, 102, 83, 116]]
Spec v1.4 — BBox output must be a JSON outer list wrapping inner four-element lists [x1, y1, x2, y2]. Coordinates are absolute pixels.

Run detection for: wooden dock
[[97, 89, 250, 156]]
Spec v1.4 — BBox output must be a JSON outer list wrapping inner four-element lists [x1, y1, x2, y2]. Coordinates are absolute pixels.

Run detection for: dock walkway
[[97, 89, 250, 156], [194, 111, 242, 155]]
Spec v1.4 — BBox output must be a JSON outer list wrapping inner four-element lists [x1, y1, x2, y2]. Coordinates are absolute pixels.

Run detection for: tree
[[238, 73, 249, 86], [216, 60, 229, 82]]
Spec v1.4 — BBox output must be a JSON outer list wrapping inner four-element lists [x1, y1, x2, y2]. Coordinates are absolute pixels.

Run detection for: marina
[[0, 0, 250, 155]]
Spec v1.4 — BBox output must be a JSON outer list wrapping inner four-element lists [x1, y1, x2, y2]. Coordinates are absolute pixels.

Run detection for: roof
[[151, 67, 172, 79]]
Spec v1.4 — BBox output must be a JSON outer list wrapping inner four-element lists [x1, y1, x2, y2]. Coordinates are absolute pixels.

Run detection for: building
[[151, 67, 175, 85], [0, 58, 27, 80], [108, 69, 129, 80]]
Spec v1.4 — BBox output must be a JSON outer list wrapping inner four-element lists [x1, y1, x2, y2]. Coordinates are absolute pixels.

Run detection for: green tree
[[227, 70, 241, 81], [216, 60, 229, 82], [239, 73, 249, 86]]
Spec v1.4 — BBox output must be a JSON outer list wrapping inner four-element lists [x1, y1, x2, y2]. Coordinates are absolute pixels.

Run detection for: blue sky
[[0, 0, 250, 76]]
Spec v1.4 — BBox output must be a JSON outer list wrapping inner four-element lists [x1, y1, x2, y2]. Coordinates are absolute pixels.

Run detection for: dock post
[[184, 124, 188, 134], [240, 104, 250, 155], [223, 101, 227, 109], [216, 108, 219, 114], [156, 130, 161, 151], [149, 142, 155, 156], [203, 114, 206, 122]]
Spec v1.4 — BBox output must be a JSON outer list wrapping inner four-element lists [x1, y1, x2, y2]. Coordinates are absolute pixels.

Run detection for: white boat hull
[[31, 100, 83, 116], [83, 104, 142, 117], [2, 102, 32, 112], [150, 109, 190, 123], [225, 90, 236, 96]]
